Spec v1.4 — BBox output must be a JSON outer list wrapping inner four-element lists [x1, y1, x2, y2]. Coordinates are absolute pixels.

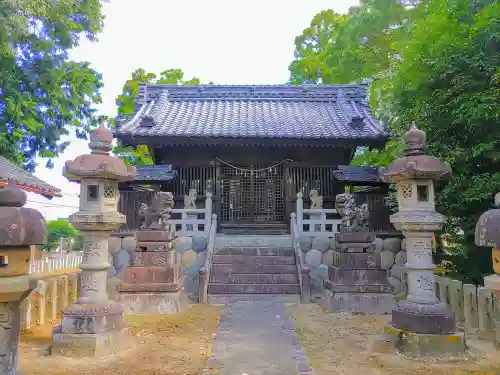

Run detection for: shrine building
[[113, 84, 391, 234]]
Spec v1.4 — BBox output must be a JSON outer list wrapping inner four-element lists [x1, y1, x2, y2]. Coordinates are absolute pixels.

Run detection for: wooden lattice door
[[219, 164, 285, 224]]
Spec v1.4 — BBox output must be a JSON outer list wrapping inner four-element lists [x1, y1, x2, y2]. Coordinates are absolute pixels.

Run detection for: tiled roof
[[115, 84, 388, 143], [0, 156, 62, 198], [332, 165, 384, 185], [133, 165, 177, 181]]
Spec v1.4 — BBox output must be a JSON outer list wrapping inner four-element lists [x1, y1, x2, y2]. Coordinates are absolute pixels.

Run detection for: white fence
[[295, 192, 342, 237], [29, 252, 82, 274], [170, 192, 213, 237]]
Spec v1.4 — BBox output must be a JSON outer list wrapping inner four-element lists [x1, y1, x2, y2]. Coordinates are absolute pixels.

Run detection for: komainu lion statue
[[309, 189, 323, 209], [183, 188, 197, 209], [138, 192, 174, 229], [335, 193, 369, 231]]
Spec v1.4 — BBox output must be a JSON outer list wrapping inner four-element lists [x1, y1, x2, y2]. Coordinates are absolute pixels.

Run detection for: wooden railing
[[29, 252, 82, 274], [20, 272, 79, 330], [295, 192, 341, 237], [401, 274, 500, 346], [198, 214, 218, 303], [291, 213, 311, 303]]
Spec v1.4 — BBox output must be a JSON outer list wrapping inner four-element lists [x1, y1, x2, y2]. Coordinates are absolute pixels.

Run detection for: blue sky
[[25, 0, 359, 220]]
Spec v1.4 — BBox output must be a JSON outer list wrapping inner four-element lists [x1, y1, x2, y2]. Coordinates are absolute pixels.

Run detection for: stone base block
[[337, 242, 376, 253], [324, 280, 392, 293], [122, 264, 180, 284], [328, 266, 389, 284], [335, 231, 375, 244], [117, 278, 183, 293], [132, 251, 175, 266], [322, 289, 394, 314], [136, 229, 175, 243], [113, 289, 188, 314], [136, 241, 175, 252], [51, 327, 130, 357], [384, 325, 466, 357], [333, 251, 380, 268], [392, 300, 456, 334]]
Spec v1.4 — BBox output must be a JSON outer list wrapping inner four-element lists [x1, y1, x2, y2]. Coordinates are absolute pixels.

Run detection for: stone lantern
[[475, 192, 500, 293], [51, 119, 136, 357], [380, 122, 465, 356], [0, 183, 46, 375]]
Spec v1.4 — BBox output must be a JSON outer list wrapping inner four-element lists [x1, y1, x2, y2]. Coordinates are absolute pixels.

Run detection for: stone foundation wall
[[300, 235, 405, 298], [107, 234, 208, 299]]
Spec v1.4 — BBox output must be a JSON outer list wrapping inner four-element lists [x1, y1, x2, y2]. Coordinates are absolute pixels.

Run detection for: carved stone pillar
[[0, 184, 46, 375], [51, 118, 136, 357]]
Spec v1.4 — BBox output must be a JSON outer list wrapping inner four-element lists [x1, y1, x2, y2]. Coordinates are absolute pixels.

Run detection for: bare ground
[[287, 303, 500, 375], [18, 304, 222, 375]]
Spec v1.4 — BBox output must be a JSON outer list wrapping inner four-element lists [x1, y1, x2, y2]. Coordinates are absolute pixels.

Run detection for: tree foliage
[[42, 219, 77, 251], [112, 68, 205, 165], [290, 0, 500, 283], [0, 0, 106, 171]]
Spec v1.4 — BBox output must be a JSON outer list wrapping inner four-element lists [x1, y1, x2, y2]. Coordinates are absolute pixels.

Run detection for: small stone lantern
[[0, 183, 46, 375], [380, 122, 465, 356], [475, 192, 500, 292], [51, 119, 136, 357]]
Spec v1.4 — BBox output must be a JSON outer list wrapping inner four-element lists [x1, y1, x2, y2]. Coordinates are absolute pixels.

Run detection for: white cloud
[[28, 0, 359, 220]]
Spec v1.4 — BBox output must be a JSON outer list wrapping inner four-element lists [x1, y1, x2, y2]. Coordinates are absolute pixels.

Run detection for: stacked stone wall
[[300, 235, 405, 298]]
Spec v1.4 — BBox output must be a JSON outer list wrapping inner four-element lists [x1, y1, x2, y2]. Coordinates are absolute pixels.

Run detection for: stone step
[[215, 247, 294, 257], [216, 235, 292, 249], [328, 266, 389, 285], [210, 273, 299, 284], [324, 280, 392, 293], [212, 255, 295, 265], [333, 252, 381, 268], [211, 263, 297, 274], [208, 283, 300, 294], [207, 294, 302, 304]]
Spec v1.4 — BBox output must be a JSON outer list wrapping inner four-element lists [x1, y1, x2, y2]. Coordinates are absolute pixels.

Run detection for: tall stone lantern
[[52, 119, 136, 357], [475, 192, 500, 293], [380, 122, 465, 356], [0, 183, 46, 375]]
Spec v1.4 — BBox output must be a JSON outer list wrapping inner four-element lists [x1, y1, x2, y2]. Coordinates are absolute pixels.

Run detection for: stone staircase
[[207, 235, 302, 303]]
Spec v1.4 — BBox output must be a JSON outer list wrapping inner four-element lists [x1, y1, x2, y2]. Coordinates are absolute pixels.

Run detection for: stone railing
[[29, 252, 83, 274], [295, 193, 341, 237], [170, 192, 213, 237], [291, 213, 311, 303], [20, 273, 79, 330], [401, 274, 500, 346], [199, 214, 217, 303]]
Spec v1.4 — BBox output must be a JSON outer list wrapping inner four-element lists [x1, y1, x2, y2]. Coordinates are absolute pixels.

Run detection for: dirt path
[[18, 305, 222, 375], [287, 304, 500, 375]]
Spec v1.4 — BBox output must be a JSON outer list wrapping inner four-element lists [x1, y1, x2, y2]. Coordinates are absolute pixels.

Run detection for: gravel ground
[[287, 303, 500, 375], [18, 304, 222, 375]]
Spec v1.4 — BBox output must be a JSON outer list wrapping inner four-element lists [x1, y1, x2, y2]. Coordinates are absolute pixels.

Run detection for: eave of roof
[[0, 156, 62, 199], [332, 165, 386, 186]]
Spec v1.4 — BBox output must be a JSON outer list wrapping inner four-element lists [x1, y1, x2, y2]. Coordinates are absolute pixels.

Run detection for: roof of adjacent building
[[0, 156, 62, 198], [115, 84, 388, 147], [133, 165, 177, 182], [332, 165, 384, 186]]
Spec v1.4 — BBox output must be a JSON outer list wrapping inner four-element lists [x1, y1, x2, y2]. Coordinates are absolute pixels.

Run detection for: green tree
[[42, 219, 77, 252], [0, 0, 105, 171], [290, 0, 500, 283], [376, 0, 500, 283], [112, 68, 207, 165]]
